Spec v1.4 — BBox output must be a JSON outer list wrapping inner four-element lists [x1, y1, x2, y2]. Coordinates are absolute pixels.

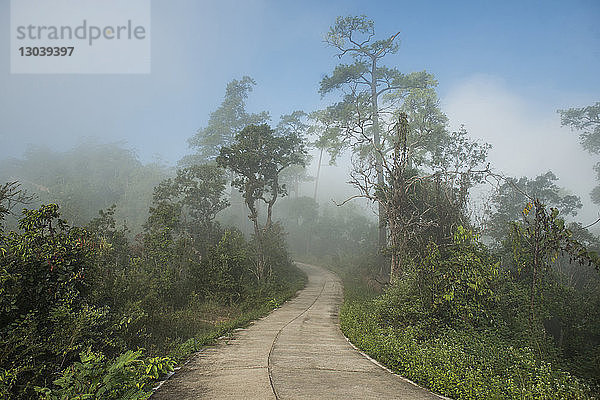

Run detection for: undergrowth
[[339, 283, 594, 400]]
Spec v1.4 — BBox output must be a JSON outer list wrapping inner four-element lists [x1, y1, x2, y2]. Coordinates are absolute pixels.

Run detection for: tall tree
[[182, 76, 270, 166], [509, 199, 600, 330], [276, 111, 313, 198], [347, 113, 489, 281], [217, 124, 307, 281], [182, 77, 270, 232], [320, 15, 438, 251], [558, 102, 600, 204]]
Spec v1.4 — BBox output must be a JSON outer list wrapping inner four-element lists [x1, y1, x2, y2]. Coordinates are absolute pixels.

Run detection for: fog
[[1, 0, 599, 221], [3, 2, 600, 397], [443, 74, 599, 225]]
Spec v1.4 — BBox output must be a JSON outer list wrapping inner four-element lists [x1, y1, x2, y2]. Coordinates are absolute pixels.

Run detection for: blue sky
[[1, 0, 599, 220]]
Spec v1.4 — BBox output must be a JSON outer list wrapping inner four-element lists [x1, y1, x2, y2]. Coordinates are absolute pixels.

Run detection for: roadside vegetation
[[0, 85, 308, 398], [0, 175, 305, 398], [1, 12, 598, 400], [337, 225, 598, 399], [311, 16, 600, 400]]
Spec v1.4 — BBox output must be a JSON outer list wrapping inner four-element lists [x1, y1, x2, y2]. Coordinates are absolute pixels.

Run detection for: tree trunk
[[529, 210, 540, 331], [265, 179, 278, 229], [229, 177, 249, 234], [313, 147, 323, 201], [371, 58, 387, 253], [247, 198, 264, 282], [388, 220, 404, 283], [251, 215, 264, 282]]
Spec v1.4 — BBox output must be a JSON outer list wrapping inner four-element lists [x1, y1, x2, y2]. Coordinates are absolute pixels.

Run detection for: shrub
[[35, 348, 174, 400]]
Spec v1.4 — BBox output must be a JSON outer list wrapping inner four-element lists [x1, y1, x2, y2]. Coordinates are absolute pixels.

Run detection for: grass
[[160, 263, 307, 366]]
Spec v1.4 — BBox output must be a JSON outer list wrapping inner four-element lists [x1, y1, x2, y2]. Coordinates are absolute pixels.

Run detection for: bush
[[418, 226, 503, 328], [0, 204, 113, 398], [0, 190, 307, 398], [35, 348, 174, 400]]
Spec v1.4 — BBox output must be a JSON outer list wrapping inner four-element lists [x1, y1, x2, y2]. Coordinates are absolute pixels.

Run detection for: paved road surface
[[152, 263, 442, 399]]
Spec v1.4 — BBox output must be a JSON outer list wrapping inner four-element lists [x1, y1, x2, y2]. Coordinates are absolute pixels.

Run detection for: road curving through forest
[[151, 262, 443, 399]]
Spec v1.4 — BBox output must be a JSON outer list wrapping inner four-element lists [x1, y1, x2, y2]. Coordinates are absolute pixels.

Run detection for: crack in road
[[152, 263, 442, 399], [267, 279, 328, 399]]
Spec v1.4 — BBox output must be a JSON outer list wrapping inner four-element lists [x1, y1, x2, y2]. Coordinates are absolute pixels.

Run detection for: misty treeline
[[0, 97, 311, 395], [0, 13, 599, 400], [316, 16, 600, 400], [0, 163, 306, 399], [0, 34, 370, 400]]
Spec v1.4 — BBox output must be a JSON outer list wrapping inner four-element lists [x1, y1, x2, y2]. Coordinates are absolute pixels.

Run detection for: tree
[[508, 199, 600, 330], [0, 181, 33, 231], [486, 171, 582, 244], [559, 102, 600, 203], [149, 164, 228, 236], [320, 15, 438, 250], [347, 114, 489, 282], [0, 204, 99, 397], [183, 76, 270, 166], [182, 77, 269, 233], [217, 124, 307, 281], [276, 111, 313, 198], [421, 226, 501, 328]]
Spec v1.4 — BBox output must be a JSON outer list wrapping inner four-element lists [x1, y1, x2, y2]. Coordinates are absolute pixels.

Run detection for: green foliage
[[559, 102, 600, 155], [217, 123, 307, 281], [419, 227, 502, 327], [336, 217, 600, 398], [505, 201, 600, 335], [319, 15, 441, 166], [508, 202, 600, 274], [341, 292, 593, 399], [372, 226, 502, 332], [184, 76, 270, 165], [199, 229, 254, 303], [276, 199, 377, 262], [319, 15, 444, 252], [486, 172, 582, 243], [0, 143, 169, 232], [35, 348, 174, 400], [0, 185, 306, 398], [543, 278, 600, 382]]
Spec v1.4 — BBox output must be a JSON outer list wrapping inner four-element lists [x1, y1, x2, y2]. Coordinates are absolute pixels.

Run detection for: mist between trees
[[1, 14, 600, 400]]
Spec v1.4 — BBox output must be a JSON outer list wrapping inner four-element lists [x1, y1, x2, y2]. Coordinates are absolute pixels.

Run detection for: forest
[[1, 11, 600, 400]]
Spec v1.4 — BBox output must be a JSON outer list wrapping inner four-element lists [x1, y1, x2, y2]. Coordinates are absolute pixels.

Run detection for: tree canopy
[[318, 15, 446, 250], [183, 76, 270, 166], [486, 171, 582, 243], [559, 102, 600, 204]]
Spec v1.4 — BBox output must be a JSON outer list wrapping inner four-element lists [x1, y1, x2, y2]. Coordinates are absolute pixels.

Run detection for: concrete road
[[152, 263, 442, 399]]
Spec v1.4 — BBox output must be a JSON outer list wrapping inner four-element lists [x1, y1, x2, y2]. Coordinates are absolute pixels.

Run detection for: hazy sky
[[1, 0, 599, 222]]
